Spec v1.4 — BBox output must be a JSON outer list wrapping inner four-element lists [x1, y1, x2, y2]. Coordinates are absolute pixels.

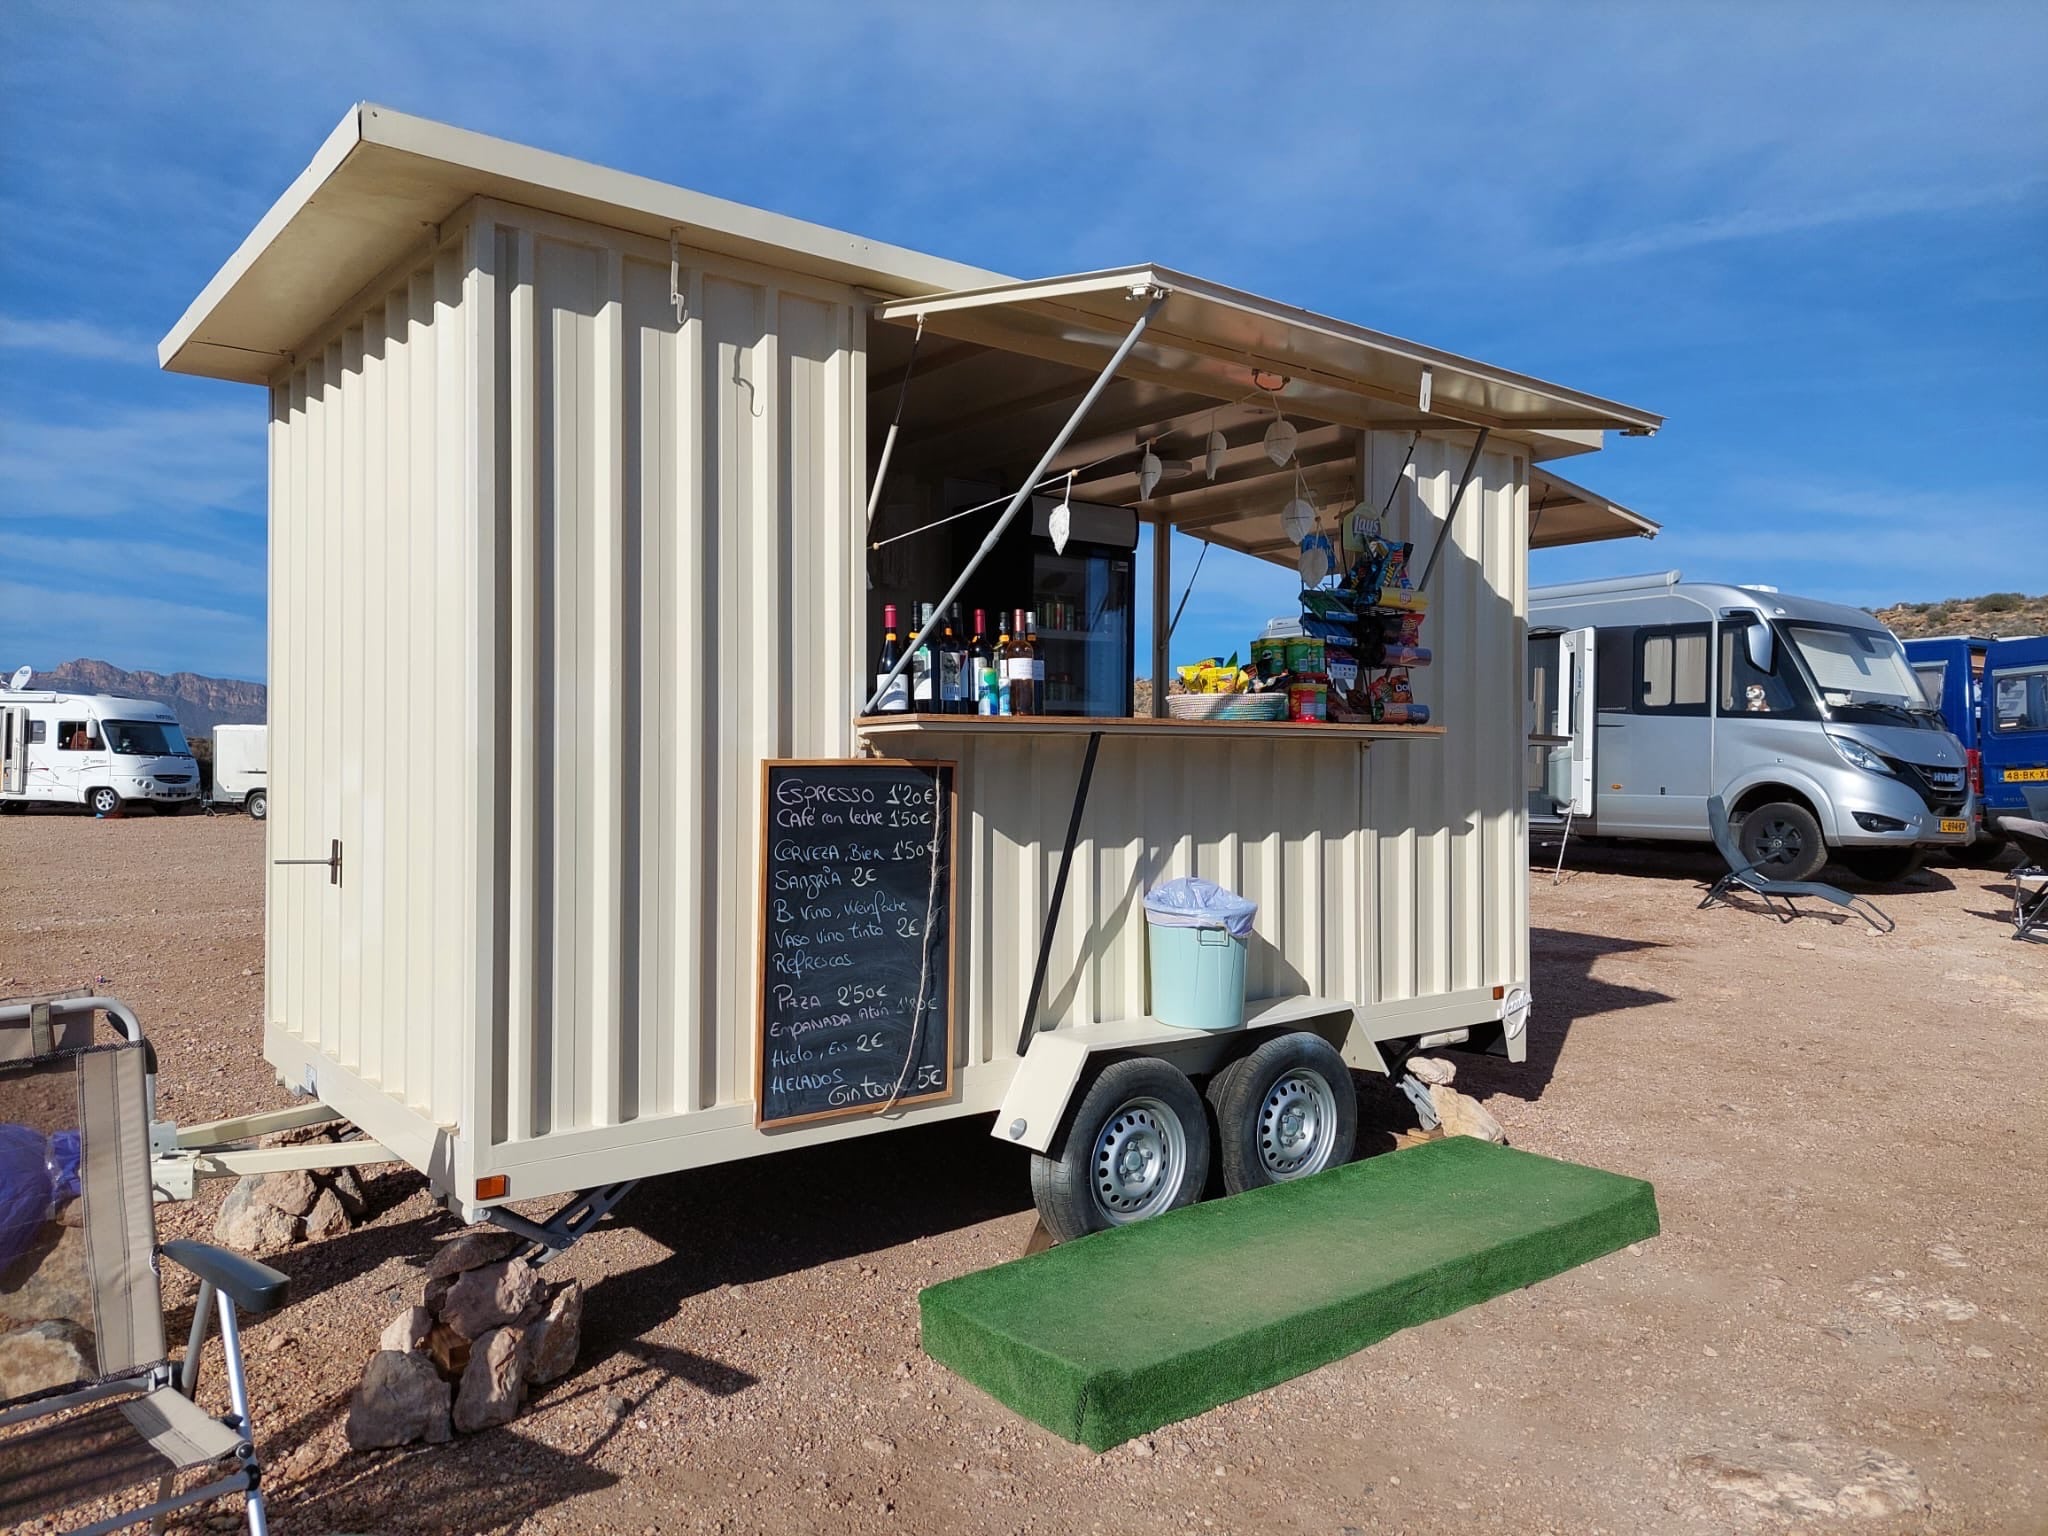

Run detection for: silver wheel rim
[[1090, 1095, 1187, 1224], [1258, 1069, 1339, 1180]]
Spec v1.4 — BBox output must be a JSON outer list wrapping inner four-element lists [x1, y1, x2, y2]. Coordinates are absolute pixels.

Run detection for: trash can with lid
[[1143, 878, 1258, 1032]]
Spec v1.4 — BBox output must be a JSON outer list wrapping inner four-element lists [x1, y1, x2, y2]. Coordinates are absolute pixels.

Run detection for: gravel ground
[[3, 810, 2044, 1535]]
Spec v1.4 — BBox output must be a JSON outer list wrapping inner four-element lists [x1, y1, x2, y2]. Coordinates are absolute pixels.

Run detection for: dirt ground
[[3, 810, 2044, 1536]]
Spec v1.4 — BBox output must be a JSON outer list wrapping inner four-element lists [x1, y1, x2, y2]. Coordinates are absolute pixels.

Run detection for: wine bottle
[[939, 604, 965, 714], [1006, 607, 1037, 716], [910, 602, 936, 712], [971, 609, 996, 715], [872, 604, 909, 713], [995, 614, 1015, 715]]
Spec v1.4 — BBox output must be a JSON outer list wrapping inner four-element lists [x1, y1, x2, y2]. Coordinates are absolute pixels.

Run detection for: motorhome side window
[[1634, 624, 1709, 716], [1719, 623, 1798, 715], [1595, 626, 1635, 711], [1993, 666, 2048, 732], [57, 720, 97, 751], [28, 720, 46, 744]]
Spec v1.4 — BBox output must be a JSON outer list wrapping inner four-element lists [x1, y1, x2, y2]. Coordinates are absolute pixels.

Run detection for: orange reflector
[[1491, 985, 1505, 999], [475, 1175, 509, 1201]]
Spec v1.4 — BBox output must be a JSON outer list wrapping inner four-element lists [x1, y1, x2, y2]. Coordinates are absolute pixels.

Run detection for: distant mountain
[[30, 659, 266, 739], [1876, 593, 2047, 640]]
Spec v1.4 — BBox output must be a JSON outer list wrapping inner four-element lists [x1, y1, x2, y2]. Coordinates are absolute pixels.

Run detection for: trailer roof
[[160, 109, 1659, 451], [159, 103, 1005, 383]]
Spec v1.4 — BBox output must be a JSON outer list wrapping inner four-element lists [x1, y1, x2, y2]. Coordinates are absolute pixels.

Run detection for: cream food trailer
[[155, 105, 1662, 1247]]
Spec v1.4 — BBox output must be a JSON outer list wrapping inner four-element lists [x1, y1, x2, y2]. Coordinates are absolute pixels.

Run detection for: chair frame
[[1, 995, 288, 1536], [1994, 816, 2048, 942], [1699, 795, 1895, 933]]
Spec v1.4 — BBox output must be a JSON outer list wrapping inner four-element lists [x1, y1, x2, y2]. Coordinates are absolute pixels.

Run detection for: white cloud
[[0, 316, 151, 364], [0, 579, 266, 682], [6, 531, 265, 598], [0, 399, 264, 520]]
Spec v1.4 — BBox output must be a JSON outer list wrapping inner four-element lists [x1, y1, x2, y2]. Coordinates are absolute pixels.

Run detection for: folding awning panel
[[874, 267, 1664, 438], [1528, 468, 1660, 549]]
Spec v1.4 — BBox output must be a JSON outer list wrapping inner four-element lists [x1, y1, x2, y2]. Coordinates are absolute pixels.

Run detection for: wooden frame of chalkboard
[[755, 758, 959, 1130]]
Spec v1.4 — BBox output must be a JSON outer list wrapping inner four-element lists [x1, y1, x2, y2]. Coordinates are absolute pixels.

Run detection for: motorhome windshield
[[1780, 624, 1938, 727], [104, 719, 191, 757]]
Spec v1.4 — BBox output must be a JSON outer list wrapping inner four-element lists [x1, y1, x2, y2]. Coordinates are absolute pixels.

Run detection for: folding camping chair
[[1997, 816, 2048, 941], [1, 995, 288, 1536], [1699, 795, 1895, 933]]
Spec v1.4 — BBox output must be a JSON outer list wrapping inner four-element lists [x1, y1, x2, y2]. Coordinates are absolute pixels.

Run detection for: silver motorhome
[[1528, 572, 1973, 881]]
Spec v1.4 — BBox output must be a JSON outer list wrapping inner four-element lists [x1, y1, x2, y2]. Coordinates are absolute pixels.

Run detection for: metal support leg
[[1552, 807, 1574, 884], [482, 1179, 641, 1265], [1018, 731, 1104, 1057], [1396, 1072, 1441, 1130]]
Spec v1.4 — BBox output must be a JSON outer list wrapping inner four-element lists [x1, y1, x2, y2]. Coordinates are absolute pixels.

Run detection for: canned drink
[[1284, 636, 1325, 677], [1287, 683, 1327, 723]]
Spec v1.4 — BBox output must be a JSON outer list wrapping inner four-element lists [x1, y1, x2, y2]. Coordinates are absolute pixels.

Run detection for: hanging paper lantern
[[1204, 426, 1227, 481], [1263, 417, 1297, 466], [1137, 445, 1163, 500], [1297, 533, 1335, 586], [1281, 496, 1316, 542]]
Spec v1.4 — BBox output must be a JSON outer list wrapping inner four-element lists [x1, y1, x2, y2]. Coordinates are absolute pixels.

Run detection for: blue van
[[1904, 633, 2048, 860]]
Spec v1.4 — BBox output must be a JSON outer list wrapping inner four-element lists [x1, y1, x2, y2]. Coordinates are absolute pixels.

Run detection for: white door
[[1, 707, 25, 795], [1560, 627, 1595, 816]]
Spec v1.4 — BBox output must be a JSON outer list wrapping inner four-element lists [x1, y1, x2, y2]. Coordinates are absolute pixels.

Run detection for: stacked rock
[[346, 1229, 583, 1450], [211, 1124, 370, 1252]]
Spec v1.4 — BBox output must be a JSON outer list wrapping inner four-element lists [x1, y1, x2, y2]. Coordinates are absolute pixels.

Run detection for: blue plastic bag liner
[[1143, 878, 1257, 938]]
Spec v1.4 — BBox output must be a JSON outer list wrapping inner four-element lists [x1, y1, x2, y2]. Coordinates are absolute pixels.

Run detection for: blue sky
[[2, 2, 2043, 683]]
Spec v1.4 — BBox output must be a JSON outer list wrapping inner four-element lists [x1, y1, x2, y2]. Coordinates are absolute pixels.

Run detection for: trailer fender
[[995, 1033, 1098, 1154], [997, 1006, 1373, 1155]]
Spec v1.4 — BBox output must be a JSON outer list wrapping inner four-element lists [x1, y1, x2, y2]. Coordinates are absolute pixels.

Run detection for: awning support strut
[[861, 290, 1168, 714]]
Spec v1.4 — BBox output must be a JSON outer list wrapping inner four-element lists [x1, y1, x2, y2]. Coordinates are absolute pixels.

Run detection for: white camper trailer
[[0, 678, 200, 815], [156, 105, 1661, 1243], [211, 723, 269, 819]]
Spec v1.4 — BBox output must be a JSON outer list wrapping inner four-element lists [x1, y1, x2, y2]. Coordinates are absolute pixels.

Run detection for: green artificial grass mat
[[920, 1137, 1658, 1450]]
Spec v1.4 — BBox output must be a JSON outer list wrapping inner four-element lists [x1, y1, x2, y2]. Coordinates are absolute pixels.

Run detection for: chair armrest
[[161, 1240, 290, 1315]]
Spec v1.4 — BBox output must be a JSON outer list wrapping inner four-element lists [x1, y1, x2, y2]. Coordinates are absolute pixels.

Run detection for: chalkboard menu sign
[[757, 759, 956, 1128]]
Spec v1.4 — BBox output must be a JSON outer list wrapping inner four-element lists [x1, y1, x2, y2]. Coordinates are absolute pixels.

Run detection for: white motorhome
[[1528, 572, 1974, 882], [211, 723, 268, 819], [0, 681, 201, 814]]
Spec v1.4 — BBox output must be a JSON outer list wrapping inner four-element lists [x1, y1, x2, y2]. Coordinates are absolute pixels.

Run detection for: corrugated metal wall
[[945, 733, 1371, 1064], [266, 233, 476, 1130], [485, 205, 862, 1149], [1361, 432, 1529, 1008], [263, 198, 1527, 1200]]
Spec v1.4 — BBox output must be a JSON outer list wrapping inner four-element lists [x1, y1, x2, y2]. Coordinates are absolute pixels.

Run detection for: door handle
[[276, 838, 343, 887]]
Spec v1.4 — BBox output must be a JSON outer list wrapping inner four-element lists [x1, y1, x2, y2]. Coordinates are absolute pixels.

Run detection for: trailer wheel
[[1206, 1031, 1358, 1194], [87, 786, 122, 816], [1734, 801, 1827, 882], [1029, 1057, 1210, 1243], [247, 790, 268, 821]]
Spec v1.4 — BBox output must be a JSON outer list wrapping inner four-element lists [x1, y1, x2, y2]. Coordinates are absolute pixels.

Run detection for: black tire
[[87, 786, 122, 817], [1835, 847, 1924, 885], [1205, 1031, 1359, 1195], [247, 790, 268, 821], [1734, 800, 1827, 882], [1944, 836, 2008, 868], [1029, 1057, 1211, 1244]]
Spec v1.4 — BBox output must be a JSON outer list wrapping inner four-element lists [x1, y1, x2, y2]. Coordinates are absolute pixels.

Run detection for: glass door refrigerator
[[1027, 496, 1136, 717]]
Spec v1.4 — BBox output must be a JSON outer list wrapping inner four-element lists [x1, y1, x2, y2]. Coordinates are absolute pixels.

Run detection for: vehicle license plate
[[1939, 818, 1968, 834], [2003, 767, 2048, 783]]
